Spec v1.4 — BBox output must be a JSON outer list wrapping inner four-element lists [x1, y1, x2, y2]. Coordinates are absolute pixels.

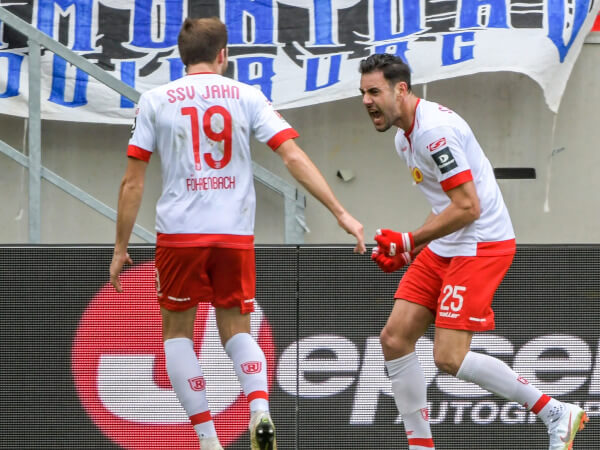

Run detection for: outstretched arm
[[110, 157, 149, 292], [275, 139, 366, 254]]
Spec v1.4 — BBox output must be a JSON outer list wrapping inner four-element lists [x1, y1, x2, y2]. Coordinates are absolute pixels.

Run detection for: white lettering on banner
[[427, 400, 600, 424], [95, 330, 599, 426], [350, 337, 392, 425], [277, 335, 359, 398], [471, 401, 498, 424], [512, 335, 592, 395], [98, 355, 187, 423], [499, 402, 528, 424], [590, 339, 600, 394], [449, 401, 471, 424], [428, 401, 533, 425], [428, 401, 537, 425], [275, 333, 600, 426]]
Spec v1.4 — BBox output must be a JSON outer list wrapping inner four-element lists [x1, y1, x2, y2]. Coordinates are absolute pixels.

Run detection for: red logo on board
[[72, 262, 275, 450]]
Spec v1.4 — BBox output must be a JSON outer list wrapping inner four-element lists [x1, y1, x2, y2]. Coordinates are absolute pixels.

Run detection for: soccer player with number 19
[[359, 54, 588, 450], [110, 17, 365, 450]]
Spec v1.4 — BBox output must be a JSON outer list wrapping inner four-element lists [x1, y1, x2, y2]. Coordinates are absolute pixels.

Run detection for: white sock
[[456, 351, 565, 427], [386, 353, 435, 449], [164, 338, 217, 439], [225, 332, 269, 412]]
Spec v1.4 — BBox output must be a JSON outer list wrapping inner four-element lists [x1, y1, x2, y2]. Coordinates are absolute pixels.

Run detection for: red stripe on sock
[[247, 390, 269, 403], [408, 437, 435, 447], [530, 394, 551, 414], [190, 410, 212, 425]]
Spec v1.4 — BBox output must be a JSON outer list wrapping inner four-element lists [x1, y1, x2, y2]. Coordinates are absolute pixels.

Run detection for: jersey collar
[[404, 97, 420, 138]]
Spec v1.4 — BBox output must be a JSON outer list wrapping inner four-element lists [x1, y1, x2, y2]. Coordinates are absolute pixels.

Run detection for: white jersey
[[395, 99, 515, 257], [128, 72, 298, 248]]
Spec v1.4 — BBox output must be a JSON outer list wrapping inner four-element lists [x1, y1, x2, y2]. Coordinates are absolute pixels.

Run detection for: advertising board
[[0, 246, 598, 449]]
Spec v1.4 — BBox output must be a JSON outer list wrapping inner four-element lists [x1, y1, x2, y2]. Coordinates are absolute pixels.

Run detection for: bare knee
[[433, 348, 467, 376], [380, 300, 433, 360], [215, 306, 251, 346], [161, 306, 196, 341], [432, 328, 472, 376], [380, 325, 414, 360]]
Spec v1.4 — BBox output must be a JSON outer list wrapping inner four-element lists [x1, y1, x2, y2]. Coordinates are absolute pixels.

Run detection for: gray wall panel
[[0, 45, 598, 244]]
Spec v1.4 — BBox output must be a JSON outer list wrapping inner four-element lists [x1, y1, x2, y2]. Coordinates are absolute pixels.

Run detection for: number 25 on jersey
[[440, 285, 466, 312], [181, 106, 232, 171]]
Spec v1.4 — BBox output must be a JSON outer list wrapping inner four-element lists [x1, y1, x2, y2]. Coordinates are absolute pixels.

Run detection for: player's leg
[[434, 326, 588, 449], [384, 247, 446, 450], [211, 247, 275, 450], [157, 246, 223, 450], [216, 306, 269, 413], [436, 253, 588, 449], [383, 299, 435, 450]]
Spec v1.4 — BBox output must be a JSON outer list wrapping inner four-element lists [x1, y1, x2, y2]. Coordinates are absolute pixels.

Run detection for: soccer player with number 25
[[359, 53, 588, 450], [110, 17, 365, 450]]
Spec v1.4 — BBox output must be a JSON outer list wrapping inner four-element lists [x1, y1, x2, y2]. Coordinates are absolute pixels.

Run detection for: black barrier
[[0, 245, 598, 449]]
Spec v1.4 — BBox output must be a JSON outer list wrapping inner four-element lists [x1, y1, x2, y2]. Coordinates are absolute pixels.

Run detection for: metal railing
[[0, 6, 307, 244]]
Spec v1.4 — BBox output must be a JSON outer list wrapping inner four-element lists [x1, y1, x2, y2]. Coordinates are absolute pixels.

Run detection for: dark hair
[[359, 53, 411, 91], [177, 17, 228, 66]]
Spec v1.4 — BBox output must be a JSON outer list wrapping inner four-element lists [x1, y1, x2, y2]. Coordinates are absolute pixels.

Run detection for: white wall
[[1, 43, 599, 245]]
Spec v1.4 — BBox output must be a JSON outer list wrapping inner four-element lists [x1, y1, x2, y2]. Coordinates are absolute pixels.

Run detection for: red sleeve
[[267, 128, 299, 150], [440, 169, 473, 192], [127, 145, 152, 162]]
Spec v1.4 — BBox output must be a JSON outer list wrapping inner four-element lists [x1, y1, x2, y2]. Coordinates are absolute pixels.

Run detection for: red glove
[[374, 229, 415, 257], [371, 246, 413, 273]]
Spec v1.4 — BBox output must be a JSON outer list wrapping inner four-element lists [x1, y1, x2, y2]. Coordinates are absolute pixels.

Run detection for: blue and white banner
[[0, 0, 599, 124]]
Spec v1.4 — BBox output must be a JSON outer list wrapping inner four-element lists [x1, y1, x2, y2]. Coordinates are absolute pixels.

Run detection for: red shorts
[[395, 247, 514, 331], [155, 246, 256, 313]]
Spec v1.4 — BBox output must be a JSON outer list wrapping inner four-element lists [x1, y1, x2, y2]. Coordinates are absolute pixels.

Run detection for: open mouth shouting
[[368, 107, 386, 128]]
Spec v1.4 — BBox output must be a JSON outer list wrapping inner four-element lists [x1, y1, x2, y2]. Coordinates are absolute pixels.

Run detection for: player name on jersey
[[186, 176, 236, 192], [167, 84, 241, 103]]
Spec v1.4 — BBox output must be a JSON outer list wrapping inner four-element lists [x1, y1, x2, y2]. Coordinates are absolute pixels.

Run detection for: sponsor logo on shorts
[[167, 295, 191, 302], [428, 137, 446, 152], [188, 376, 206, 391], [431, 148, 458, 174], [421, 408, 430, 421], [241, 361, 263, 374]]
